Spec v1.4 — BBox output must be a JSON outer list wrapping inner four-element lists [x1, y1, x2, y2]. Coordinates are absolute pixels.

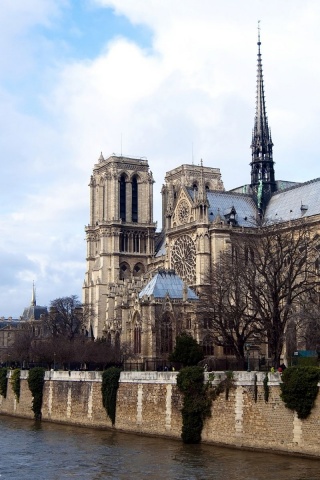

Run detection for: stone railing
[[44, 370, 103, 382], [7, 369, 319, 387]]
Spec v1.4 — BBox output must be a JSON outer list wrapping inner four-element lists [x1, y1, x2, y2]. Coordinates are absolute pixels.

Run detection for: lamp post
[[53, 352, 56, 371], [245, 343, 251, 372]]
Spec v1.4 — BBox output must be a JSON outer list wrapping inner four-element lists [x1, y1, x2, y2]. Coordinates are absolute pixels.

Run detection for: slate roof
[[206, 191, 258, 227], [230, 180, 300, 195], [20, 305, 48, 321], [155, 229, 166, 257], [139, 270, 198, 300], [0, 319, 20, 329], [266, 178, 320, 223], [155, 241, 166, 258], [185, 188, 258, 226]]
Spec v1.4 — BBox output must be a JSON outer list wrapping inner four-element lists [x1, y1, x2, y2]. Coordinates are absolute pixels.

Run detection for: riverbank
[[0, 370, 319, 457]]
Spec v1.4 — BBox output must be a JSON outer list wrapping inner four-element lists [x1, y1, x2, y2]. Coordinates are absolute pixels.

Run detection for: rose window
[[172, 235, 196, 284], [177, 200, 190, 224]]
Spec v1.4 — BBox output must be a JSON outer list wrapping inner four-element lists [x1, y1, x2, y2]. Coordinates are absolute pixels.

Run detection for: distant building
[[0, 284, 48, 363], [0, 317, 20, 364], [20, 282, 48, 323]]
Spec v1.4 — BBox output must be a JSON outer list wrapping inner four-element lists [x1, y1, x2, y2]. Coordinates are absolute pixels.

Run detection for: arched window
[[202, 335, 214, 356], [120, 174, 126, 221], [161, 313, 173, 354], [134, 324, 141, 354], [132, 176, 138, 222], [203, 318, 213, 329], [120, 232, 128, 252], [119, 262, 130, 280], [133, 233, 140, 252], [133, 263, 144, 277]]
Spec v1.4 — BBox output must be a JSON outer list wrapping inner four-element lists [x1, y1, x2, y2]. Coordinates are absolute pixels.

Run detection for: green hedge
[[0, 367, 8, 398], [280, 366, 320, 419], [11, 369, 21, 402], [177, 366, 211, 444], [101, 367, 122, 426], [28, 367, 45, 420], [263, 373, 269, 402]]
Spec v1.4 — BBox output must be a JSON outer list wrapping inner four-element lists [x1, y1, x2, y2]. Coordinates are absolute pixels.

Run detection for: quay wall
[[0, 370, 320, 457]]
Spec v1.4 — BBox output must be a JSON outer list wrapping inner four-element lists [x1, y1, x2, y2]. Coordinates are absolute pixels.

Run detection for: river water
[[0, 416, 319, 480]]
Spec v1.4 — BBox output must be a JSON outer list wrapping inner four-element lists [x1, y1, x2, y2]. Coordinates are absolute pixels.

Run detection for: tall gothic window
[[120, 174, 126, 221], [134, 324, 141, 354], [133, 233, 140, 252], [202, 335, 214, 356], [120, 232, 128, 252], [132, 176, 138, 222], [161, 313, 173, 354]]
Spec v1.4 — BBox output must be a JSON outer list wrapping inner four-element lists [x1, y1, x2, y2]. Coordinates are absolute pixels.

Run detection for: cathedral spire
[[31, 281, 36, 307], [250, 23, 276, 212]]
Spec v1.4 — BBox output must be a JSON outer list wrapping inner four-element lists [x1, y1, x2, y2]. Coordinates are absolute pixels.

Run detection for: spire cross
[[258, 20, 261, 45]]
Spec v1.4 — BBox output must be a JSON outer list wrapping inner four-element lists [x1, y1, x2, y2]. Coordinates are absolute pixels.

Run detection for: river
[[0, 416, 319, 480]]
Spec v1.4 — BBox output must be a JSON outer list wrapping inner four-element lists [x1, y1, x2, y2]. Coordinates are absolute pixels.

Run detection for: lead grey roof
[[155, 241, 166, 257], [265, 178, 320, 223], [21, 305, 48, 321], [230, 180, 300, 195], [155, 229, 166, 257], [139, 270, 198, 300], [0, 319, 20, 329], [205, 190, 258, 227]]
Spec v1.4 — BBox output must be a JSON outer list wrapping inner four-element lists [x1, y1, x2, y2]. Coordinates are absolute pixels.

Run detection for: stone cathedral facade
[[83, 34, 320, 364]]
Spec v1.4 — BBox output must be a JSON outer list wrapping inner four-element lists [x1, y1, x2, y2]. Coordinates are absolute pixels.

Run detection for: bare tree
[[244, 222, 320, 365], [293, 289, 320, 352], [9, 323, 35, 365], [200, 221, 320, 367], [200, 246, 263, 366], [46, 295, 90, 341]]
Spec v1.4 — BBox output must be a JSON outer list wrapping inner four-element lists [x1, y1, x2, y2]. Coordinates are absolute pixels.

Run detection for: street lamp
[[53, 352, 56, 371]]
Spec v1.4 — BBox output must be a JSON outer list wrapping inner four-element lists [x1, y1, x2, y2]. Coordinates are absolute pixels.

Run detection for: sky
[[1, 0, 320, 317]]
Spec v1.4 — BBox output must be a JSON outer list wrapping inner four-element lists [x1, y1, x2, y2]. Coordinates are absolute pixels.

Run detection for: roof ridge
[[188, 186, 253, 199], [272, 177, 320, 196]]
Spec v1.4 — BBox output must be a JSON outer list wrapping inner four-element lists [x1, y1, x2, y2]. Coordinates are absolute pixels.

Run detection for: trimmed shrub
[[101, 367, 122, 426], [280, 366, 320, 419], [169, 333, 204, 367], [0, 367, 8, 398], [27, 367, 45, 420], [11, 369, 21, 402]]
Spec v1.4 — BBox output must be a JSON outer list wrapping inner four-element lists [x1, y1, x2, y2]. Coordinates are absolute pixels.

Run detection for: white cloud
[[1, 0, 320, 316]]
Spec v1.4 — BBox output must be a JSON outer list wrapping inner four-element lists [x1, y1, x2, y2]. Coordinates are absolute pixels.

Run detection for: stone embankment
[[0, 370, 319, 457]]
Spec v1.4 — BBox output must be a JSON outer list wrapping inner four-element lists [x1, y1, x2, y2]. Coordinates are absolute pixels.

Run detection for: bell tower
[[83, 154, 156, 338], [250, 24, 276, 213]]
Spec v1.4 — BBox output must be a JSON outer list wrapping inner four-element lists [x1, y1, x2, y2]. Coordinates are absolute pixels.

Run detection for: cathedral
[[82, 32, 320, 365]]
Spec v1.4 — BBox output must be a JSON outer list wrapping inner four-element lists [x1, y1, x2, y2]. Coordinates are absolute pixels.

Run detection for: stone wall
[[0, 370, 33, 418], [0, 370, 320, 457]]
